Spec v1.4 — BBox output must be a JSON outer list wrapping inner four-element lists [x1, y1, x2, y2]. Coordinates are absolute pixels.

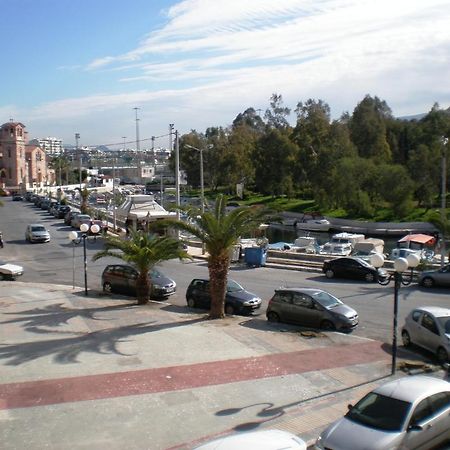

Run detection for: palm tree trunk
[[136, 273, 150, 305], [208, 254, 230, 319]]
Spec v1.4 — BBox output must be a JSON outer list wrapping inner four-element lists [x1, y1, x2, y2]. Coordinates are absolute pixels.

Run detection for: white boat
[[294, 213, 331, 232], [320, 232, 365, 256], [390, 233, 437, 261], [351, 238, 385, 262]]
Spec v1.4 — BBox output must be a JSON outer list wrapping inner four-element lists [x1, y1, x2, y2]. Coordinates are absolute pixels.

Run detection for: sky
[[1, 0, 450, 150]]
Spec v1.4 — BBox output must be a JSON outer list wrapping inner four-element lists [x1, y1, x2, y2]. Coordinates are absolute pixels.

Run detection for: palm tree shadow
[[0, 317, 205, 366], [0, 303, 136, 331]]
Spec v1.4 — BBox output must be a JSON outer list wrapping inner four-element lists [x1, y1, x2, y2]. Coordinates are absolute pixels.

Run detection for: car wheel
[[320, 320, 335, 331], [421, 277, 434, 288], [365, 272, 375, 282], [325, 269, 334, 279], [267, 311, 280, 323], [401, 330, 411, 347], [187, 297, 196, 308], [437, 347, 449, 363], [103, 282, 113, 294], [225, 304, 235, 315]]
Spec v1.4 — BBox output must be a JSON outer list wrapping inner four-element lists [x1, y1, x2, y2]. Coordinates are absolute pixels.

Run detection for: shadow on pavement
[[0, 317, 206, 366], [217, 374, 391, 433]]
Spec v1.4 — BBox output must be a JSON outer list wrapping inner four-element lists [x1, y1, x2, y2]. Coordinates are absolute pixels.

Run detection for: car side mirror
[[347, 404, 353, 410]]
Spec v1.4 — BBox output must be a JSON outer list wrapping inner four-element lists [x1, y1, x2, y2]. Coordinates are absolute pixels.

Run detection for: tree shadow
[[216, 374, 391, 432], [0, 302, 136, 330], [0, 317, 205, 366]]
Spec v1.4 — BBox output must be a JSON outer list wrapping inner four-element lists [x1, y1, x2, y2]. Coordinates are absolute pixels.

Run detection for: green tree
[[349, 95, 392, 161], [157, 195, 273, 319], [92, 232, 189, 305], [254, 129, 298, 196], [264, 93, 291, 130]]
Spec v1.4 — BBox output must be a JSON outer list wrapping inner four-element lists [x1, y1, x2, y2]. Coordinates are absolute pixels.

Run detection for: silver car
[[25, 224, 51, 243], [419, 264, 450, 288], [402, 306, 450, 363], [315, 375, 450, 450]]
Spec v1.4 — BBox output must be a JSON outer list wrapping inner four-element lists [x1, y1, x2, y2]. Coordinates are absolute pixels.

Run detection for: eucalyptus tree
[[156, 195, 273, 319], [92, 232, 190, 305], [264, 93, 291, 130]]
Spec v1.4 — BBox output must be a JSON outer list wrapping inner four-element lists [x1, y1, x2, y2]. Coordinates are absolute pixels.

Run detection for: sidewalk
[[0, 282, 445, 449]]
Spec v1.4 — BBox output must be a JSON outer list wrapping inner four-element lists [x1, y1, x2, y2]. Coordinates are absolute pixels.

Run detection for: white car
[[0, 260, 24, 280], [194, 430, 306, 449], [315, 375, 450, 450]]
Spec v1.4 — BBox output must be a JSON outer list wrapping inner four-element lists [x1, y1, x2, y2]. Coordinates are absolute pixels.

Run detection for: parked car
[[71, 214, 92, 229], [186, 278, 262, 315], [266, 287, 358, 331], [0, 260, 24, 280], [25, 224, 51, 243], [322, 256, 387, 282], [64, 210, 79, 225], [315, 375, 450, 450], [101, 264, 176, 299], [55, 205, 71, 219], [419, 264, 450, 288], [195, 429, 306, 449], [12, 194, 23, 201], [402, 306, 450, 362]]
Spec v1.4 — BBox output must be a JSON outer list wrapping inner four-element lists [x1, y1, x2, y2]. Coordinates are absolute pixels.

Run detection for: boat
[[351, 238, 385, 262], [294, 213, 331, 232], [319, 232, 365, 256], [389, 233, 436, 261], [268, 236, 320, 254]]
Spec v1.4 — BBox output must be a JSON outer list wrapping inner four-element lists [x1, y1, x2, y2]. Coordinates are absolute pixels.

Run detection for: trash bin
[[244, 247, 267, 267]]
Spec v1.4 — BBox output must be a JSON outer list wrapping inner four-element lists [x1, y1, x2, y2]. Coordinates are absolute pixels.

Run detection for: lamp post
[[75, 133, 81, 192], [68, 222, 100, 296], [370, 253, 420, 375], [440, 136, 448, 267]]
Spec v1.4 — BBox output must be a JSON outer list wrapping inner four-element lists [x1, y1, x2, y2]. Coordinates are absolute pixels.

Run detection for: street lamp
[[440, 136, 448, 267], [370, 253, 420, 375], [68, 222, 100, 296]]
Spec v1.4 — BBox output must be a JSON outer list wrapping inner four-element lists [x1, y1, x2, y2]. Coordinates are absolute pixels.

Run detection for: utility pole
[[75, 133, 81, 192], [169, 124, 174, 208], [175, 129, 180, 222]]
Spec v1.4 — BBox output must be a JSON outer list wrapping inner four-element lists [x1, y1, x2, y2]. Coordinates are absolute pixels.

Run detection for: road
[[1, 196, 450, 345]]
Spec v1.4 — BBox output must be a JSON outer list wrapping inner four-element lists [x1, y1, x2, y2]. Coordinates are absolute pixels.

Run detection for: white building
[[30, 137, 64, 156]]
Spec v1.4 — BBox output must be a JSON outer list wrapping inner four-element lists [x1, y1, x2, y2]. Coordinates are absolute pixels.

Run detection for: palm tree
[[92, 231, 190, 304], [428, 210, 450, 265], [157, 195, 273, 319]]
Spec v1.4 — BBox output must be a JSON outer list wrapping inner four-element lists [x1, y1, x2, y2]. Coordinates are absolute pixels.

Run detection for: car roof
[[374, 375, 450, 403], [28, 223, 46, 227], [413, 306, 450, 318], [275, 287, 327, 295]]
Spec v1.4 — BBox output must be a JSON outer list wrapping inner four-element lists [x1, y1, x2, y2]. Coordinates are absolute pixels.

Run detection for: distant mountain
[[398, 113, 426, 121]]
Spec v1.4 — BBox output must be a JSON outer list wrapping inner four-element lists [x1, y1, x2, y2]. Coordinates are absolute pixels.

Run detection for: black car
[[12, 194, 23, 201], [322, 256, 387, 282], [186, 279, 262, 315], [55, 205, 71, 219], [101, 264, 176, 299], [266, 287, 358, 331]]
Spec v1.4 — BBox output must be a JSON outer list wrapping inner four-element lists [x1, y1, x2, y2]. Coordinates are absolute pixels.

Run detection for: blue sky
[[1, 0, 450, 149]]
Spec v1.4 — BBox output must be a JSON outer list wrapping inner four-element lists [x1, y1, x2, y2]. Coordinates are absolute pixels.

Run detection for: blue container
[[244, 247, 267, 267]]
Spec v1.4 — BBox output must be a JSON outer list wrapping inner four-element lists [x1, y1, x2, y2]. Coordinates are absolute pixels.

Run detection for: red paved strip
[[0, 340, 388, 410]]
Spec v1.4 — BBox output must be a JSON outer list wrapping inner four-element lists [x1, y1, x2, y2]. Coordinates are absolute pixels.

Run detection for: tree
[[265, 93, 291, 130], [232, 107, 265, 133], [349, 95, 392, 161], [92, 232, 189, 305], [254, 129, 298, 196], [157, 195, 273, 319]]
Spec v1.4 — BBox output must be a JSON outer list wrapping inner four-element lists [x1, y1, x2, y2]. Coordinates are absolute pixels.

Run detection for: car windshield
[[150, 269, 162, 278], [355, 258, 371, 268], [78, 215, 91, 220], [226, 280, 244, 292], [437, 317, 450, 333], [311, 291, 342, 308], [346, 392, 411, 431], [31, 226, 46, 232]]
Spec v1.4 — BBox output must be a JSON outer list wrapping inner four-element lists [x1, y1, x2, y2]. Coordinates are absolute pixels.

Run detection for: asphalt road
[[1, 196, 450, 346]]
